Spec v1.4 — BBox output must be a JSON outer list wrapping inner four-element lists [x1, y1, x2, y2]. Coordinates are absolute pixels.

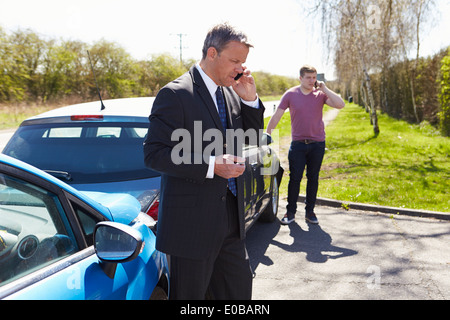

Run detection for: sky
[[1, 0, 449, 80]]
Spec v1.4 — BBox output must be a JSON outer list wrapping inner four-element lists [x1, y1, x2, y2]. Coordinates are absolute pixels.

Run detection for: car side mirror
[[260, 133, 273, 145], [94, 222, 144, 279]]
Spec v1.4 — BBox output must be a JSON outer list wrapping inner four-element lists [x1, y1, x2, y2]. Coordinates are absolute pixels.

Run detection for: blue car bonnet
[[82, 191, 141, 224]]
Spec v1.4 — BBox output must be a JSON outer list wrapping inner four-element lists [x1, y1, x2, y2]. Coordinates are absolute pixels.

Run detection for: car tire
[[258, 175, 279, 223]]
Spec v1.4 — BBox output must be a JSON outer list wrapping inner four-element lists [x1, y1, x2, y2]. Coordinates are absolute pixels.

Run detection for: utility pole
[[171, 33, 187, 63]]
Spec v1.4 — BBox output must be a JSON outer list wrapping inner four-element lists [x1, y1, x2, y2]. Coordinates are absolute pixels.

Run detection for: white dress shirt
[[195, 63, 259, 178]]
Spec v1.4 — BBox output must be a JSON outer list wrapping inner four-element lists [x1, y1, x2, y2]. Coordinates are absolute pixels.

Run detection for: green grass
[[321, 103, 449, 212], [266, 103, 450, 213], [0, 105, 55, 129]]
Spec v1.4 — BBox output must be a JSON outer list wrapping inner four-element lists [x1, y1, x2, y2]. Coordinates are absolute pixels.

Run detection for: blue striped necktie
[[216, 86, 237, 196]]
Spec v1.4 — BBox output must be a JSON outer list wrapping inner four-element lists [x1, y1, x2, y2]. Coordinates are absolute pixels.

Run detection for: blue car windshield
[[4, 122, 159, 184]]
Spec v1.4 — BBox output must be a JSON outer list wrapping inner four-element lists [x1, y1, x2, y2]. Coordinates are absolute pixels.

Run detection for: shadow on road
[[246, 218, 358, 271], [246, 220, 281, 271], [272, 222, 358, 263]]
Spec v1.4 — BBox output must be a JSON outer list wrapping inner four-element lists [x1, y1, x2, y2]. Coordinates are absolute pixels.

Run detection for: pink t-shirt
[[278, 86, 328, 142]]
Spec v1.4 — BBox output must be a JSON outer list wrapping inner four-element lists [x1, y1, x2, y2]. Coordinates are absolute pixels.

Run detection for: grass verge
[[266, 103, 450, 212], [321, 103, 449, 212], [0, 105, 55, 129]]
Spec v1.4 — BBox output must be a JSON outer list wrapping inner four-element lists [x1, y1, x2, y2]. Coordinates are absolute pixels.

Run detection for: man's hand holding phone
[[234, 73, 243, 81], [214, 154, 246, 179], [232, 67, 257, 102], [315, 80, 325, 90]]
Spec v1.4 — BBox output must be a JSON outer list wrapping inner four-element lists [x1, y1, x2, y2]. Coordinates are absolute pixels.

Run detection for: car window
[[0, 173, 78, 287], [71, 201, 98, 246], [4, 122, 159, 184], [96, 127, 121, 138], [44, 127, 83, 138]]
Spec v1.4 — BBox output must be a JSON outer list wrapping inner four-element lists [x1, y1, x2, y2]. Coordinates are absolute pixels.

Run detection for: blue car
[[0, 154, 169, 300]]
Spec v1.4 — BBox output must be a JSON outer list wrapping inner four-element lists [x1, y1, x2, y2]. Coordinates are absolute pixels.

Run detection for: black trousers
[[286, 140, 326, 214], [169, 190, 253, 300]]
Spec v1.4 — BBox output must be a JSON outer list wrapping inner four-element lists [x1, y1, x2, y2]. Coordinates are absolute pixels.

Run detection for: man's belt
[[295, 139, 320, 144]]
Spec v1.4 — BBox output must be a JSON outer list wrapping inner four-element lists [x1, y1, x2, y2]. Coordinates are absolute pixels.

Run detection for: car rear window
[[3, 122, 159, 184]]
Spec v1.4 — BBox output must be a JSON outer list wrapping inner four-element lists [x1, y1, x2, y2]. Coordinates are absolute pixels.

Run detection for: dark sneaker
[[305, 212, 319, 224], [280, 212, 295, 225]]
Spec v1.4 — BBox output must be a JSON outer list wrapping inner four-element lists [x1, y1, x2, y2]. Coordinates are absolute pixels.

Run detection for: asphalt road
[[246, 197, 450, 300]]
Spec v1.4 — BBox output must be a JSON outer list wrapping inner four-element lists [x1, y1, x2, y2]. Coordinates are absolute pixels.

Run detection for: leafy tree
[[0, 28, 28, 102], [438, 48, 450, 136], [88, 39, 138, 99], [0, 27, 324, 109], [253, 71, 297, 97], [146, 53, 188, 94], [9, 28, 47, 101]]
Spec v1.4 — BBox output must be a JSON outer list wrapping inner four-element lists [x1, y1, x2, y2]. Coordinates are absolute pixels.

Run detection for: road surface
[[246, 197, 450, 300]]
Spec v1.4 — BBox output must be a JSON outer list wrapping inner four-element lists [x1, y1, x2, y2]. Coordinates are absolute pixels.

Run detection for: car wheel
[[258, 175, 279, 223]]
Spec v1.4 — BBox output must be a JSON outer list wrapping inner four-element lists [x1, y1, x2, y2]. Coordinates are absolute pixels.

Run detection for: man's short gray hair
[[201, 23, 253, 60]]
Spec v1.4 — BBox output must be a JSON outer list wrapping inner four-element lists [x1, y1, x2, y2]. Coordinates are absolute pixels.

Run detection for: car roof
[[0, 154, 143, 223], [25, 97, 155, 122], [0, 153, 113, 220]]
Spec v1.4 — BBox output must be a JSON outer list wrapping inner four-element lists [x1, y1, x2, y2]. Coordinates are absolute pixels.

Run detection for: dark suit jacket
[[144, 66, 264, 259]]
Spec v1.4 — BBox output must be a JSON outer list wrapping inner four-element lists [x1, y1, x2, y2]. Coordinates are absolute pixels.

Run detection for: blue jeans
[[286, 140, 325, 214]]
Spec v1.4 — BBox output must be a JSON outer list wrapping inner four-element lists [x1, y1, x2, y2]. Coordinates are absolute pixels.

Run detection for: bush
[[438, 48, 450, 136]]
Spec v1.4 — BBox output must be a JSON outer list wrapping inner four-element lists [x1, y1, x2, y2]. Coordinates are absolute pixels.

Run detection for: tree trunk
[[360, 81, 369, 113], [411, 1, 423, 123], [410, 75, 420, 123], [363, 68, 380, 135]]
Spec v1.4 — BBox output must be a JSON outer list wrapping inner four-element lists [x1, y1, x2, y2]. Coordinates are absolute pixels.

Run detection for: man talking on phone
[[266, 65, 344, 225], [144, 23, 264, 299]]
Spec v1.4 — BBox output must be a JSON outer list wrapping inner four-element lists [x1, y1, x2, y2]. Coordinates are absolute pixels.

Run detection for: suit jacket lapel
[[190, 66, 225, 132]]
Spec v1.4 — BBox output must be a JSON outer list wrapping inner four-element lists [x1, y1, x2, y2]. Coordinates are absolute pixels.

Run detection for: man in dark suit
[[144, 23, 264, 300]]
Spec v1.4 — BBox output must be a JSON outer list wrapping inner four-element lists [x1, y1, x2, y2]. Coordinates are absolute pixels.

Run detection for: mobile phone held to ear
[[314, 81, 318, 89], [234, 73, 243, 81]]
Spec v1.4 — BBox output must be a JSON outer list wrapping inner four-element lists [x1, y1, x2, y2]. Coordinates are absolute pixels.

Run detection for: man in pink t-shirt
[[267, 65, 345, 225]]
